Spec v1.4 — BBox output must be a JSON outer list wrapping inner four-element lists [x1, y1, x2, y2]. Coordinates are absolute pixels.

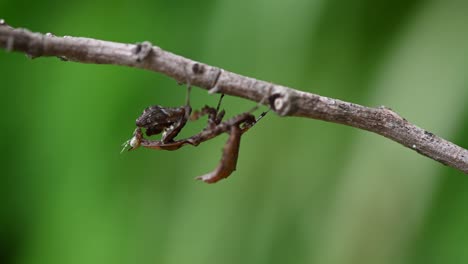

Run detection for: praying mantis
[[122, 85, 268, 183]]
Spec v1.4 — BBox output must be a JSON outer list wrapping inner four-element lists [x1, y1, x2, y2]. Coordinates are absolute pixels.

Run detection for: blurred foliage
[[1, 0, 468, 264]]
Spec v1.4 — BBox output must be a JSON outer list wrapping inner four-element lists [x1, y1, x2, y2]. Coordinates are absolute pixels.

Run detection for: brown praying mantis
[[122, 84, 268, 183]]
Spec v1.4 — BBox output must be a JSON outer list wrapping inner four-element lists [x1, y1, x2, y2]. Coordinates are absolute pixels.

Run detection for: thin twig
[[0, 22, 467, 173]]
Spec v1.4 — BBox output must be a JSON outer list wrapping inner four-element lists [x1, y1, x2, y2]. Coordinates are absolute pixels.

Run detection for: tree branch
[[1, 21, 467, 174]]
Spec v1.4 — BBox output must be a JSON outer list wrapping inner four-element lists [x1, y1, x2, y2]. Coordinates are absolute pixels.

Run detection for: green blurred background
[[1, 0, 468, 263]]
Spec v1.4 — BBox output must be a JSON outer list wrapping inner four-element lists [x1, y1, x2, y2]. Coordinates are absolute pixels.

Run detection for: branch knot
[[133, 41, 153, 62], [269, 89, 297, 116]]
